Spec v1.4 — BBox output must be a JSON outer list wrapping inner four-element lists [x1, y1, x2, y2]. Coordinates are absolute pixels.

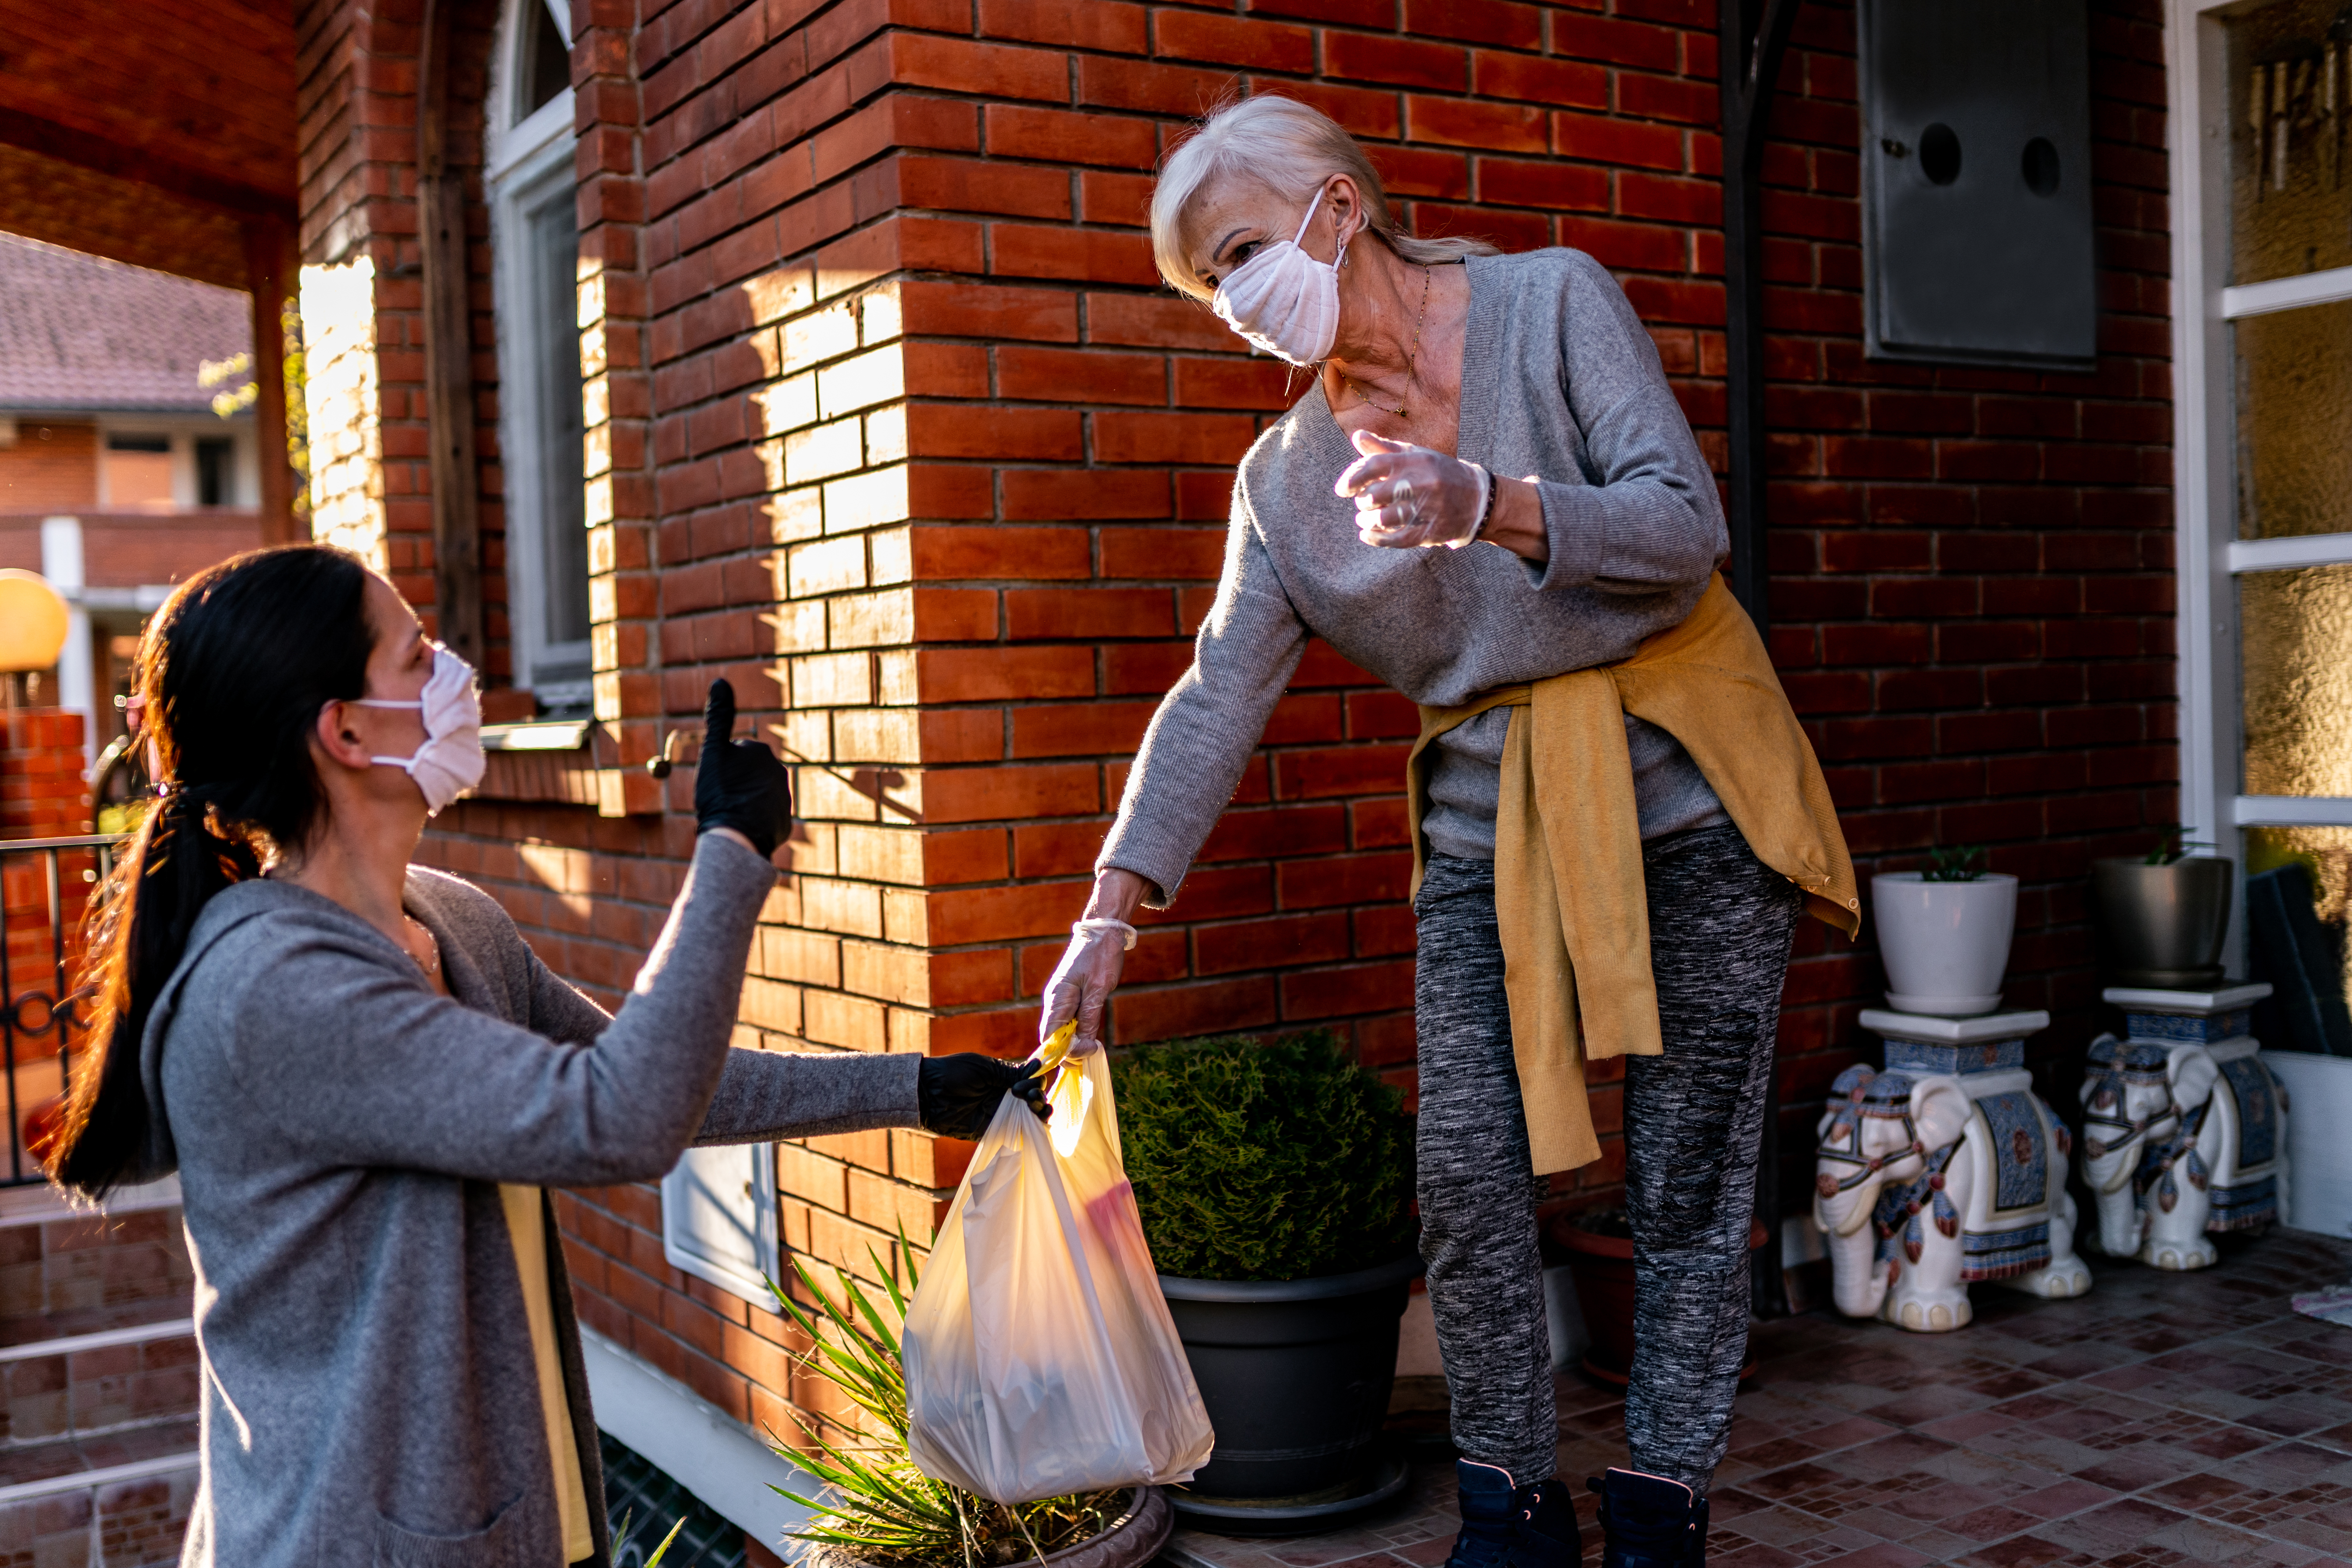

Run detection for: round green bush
[[1111, 1030, 1415, 1282]]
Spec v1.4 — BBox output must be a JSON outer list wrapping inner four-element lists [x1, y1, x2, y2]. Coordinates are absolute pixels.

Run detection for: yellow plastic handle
[[1036, 1019, 1078, 1072], [1033, 1020, 1091, 1156]]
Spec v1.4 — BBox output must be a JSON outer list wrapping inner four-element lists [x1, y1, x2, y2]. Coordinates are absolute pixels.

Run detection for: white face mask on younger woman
[[1212, 186, 1350, 367], [351, 645, 485, 816]]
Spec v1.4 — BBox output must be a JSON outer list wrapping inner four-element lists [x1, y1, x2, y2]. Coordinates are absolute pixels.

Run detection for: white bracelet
[[1074, 917, 1138, 952], [1449, 463, 1492, 550]]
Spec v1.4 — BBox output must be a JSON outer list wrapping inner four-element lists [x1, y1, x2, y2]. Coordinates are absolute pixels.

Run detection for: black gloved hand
[[693, 679, 793, 859], [917, 1054, 1050, 1141]]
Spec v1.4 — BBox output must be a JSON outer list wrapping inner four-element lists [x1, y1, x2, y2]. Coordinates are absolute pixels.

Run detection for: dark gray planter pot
[[2090, 856, 2234, 989], [1158, 1251, 1422, 1535]]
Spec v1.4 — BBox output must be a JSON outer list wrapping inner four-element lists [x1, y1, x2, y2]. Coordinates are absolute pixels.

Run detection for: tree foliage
[[1112, 1031, 1414, 1282]]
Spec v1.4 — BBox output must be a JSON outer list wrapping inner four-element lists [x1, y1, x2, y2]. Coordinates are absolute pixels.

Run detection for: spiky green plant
[[612, 1511, 688, 1565], [1922, 844, 1989, 882], [2144, 825, 2216, 866], [764, 1241, 1120, 1568]]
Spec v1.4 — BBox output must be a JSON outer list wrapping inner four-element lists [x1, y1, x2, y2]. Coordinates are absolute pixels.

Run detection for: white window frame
[[2167, 0, 2352, 973], [488, 0, 591, 709]]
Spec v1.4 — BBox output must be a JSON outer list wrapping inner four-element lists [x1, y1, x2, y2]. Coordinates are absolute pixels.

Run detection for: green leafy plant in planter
[[763, 1247, 1122, 1568], [1111, 1030, 1414, 1282], [1111, 1031, 1420, 1526], [1922, 843, 1989, 882], [2144, 824, 2216, 865]]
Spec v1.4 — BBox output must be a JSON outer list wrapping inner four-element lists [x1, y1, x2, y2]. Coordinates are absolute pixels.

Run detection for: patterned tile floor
[[1162, 1228, 2352, 1568]]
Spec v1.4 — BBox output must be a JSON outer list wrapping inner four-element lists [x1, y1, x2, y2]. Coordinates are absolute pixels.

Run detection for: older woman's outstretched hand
[[1336, 430, 1492, 550]]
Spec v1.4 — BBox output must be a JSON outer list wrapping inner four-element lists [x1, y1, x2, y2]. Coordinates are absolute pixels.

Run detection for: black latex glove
[[918, 1054, 1050, 1141], [693, 679, 793, 859]]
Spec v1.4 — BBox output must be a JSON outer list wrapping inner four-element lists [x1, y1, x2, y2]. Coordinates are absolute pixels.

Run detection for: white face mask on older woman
[[1212, 187, 1349, 366]]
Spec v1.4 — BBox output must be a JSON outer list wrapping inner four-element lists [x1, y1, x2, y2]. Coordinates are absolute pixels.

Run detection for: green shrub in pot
[[1112, 1030, 1414, 1282], [1111, 1031, 1420, 1530]]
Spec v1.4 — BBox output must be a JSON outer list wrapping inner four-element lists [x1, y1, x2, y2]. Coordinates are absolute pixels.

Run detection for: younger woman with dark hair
[[54, 544, 1041, 1568]]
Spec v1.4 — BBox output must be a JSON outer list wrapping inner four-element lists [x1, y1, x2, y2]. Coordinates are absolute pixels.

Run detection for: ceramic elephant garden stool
[[1815, 1062, 2093, 1332], [2082, 984, 2293, 1270]]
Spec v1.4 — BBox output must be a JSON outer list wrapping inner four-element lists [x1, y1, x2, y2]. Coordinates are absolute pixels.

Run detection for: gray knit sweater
[[1099, 248, 1728, 903], [139, 834, 920, 1568]]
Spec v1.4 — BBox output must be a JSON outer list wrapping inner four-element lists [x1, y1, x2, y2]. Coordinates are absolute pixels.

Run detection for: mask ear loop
[[345, 695, 426, 770]]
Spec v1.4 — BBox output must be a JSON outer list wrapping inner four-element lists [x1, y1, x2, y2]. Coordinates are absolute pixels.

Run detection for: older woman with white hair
[[1034, 97, 1857, 1568]]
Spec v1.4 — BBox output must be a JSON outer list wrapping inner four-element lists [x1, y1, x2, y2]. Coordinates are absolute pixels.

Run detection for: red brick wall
[[294, 0, 517, 686], [1753, 0, 2173, 1161], [415, 0, 2171, 1440], [0, 423, 98, 516], [0, 515, 265, 586]]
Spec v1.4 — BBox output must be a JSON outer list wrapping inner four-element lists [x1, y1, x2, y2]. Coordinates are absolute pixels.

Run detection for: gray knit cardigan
[[133, 834, 920, 1568], [1098, 247, 1730, 903]]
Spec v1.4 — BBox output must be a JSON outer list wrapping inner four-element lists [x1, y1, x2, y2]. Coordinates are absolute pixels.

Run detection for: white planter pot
[[2265, 1050, 2352, 1238], [1871, 872, 2018, 1015]]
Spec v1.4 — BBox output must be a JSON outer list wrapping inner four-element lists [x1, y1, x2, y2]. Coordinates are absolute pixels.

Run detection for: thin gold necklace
[[1343, 263, 1432, 418]]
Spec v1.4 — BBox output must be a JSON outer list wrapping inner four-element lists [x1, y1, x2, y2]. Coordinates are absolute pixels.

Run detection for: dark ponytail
[[52, 545, 376, 1199]]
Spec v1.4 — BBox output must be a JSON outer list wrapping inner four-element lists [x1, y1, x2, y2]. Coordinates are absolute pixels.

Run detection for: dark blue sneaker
[[1589, 1468, 1707, 1568], [1446, 1460, 1581, 1568]]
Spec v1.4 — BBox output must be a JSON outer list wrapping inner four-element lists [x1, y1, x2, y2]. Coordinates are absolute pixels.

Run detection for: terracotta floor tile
[[1935, 1504, 2045, 1543], [2216, 1441, 2352, 1490], [1713, 1543, 1809, 1568], [1949, 1533, 2081, 1568], [1917, 1411, 2021, 1446], [2070, 1443, 2214, 1493], [2144, 1471, 2251, 1509], [1176, 1231, 2352, 1568], [1812, 1542, 1935, 1568], [2180, 1425, 2280, 1462], [2007, 1477, 2121, 1521]]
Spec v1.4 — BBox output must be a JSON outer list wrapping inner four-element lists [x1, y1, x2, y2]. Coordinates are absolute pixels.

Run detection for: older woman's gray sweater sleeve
[[1095, 490, 1308, 907], [219, 834, 782, 1187], [1523, 251, 1727, 595], [517, 933, 921, 1144]]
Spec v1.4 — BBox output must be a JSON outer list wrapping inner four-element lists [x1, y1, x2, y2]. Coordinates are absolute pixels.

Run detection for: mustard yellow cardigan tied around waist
[[1407, 575, 1859, 1177]]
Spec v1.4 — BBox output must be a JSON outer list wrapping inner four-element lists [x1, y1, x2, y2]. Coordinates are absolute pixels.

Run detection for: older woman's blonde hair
[[1150, 95, 1499, 300]]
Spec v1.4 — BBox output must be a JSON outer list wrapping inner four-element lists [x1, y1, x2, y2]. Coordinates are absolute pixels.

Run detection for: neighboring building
[[1, 0, 2349, 1563], [0, 233, 270, 771]]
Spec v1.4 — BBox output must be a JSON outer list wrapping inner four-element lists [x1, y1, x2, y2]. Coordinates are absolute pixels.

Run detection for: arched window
[[487, 0, 589, 711]]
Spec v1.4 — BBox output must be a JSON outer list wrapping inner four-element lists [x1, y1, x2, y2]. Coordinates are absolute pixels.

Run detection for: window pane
[[520, 0, 569, 120], [2227, 0, 2352, 287], [2246, 826, 2352, 1046], [2241, 563, 2352, 796], [2233, 300, 2352, 540], [195, 437, 233, 507], [530, 190, 590, 657]]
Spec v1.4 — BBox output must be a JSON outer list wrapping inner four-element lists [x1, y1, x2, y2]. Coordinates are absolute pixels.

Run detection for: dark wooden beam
[[417, 0, 485, 667], [1720, 0, 1803, 1321], [0, 105, 290, 219], [243, 217, 303, 546]]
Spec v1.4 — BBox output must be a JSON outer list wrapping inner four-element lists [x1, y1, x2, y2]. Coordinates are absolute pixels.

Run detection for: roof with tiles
[[0, 230, 252, 414]]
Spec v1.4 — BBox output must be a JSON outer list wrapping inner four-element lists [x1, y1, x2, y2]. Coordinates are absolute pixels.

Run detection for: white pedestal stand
[[2097, 985, 2289, 1260], [1813, 1009, 2091, 1331]]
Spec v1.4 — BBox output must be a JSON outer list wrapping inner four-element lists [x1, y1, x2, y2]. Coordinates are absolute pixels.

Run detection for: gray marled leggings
[[1413, 825, 1802, 1490]]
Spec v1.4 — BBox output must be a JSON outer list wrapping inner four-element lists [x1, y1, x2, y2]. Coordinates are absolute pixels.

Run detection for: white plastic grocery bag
[[903, 1032, 1215, 1503]]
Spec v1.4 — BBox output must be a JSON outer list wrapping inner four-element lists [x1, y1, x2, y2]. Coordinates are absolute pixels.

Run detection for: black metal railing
[[0, 834, 123, 1187]]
